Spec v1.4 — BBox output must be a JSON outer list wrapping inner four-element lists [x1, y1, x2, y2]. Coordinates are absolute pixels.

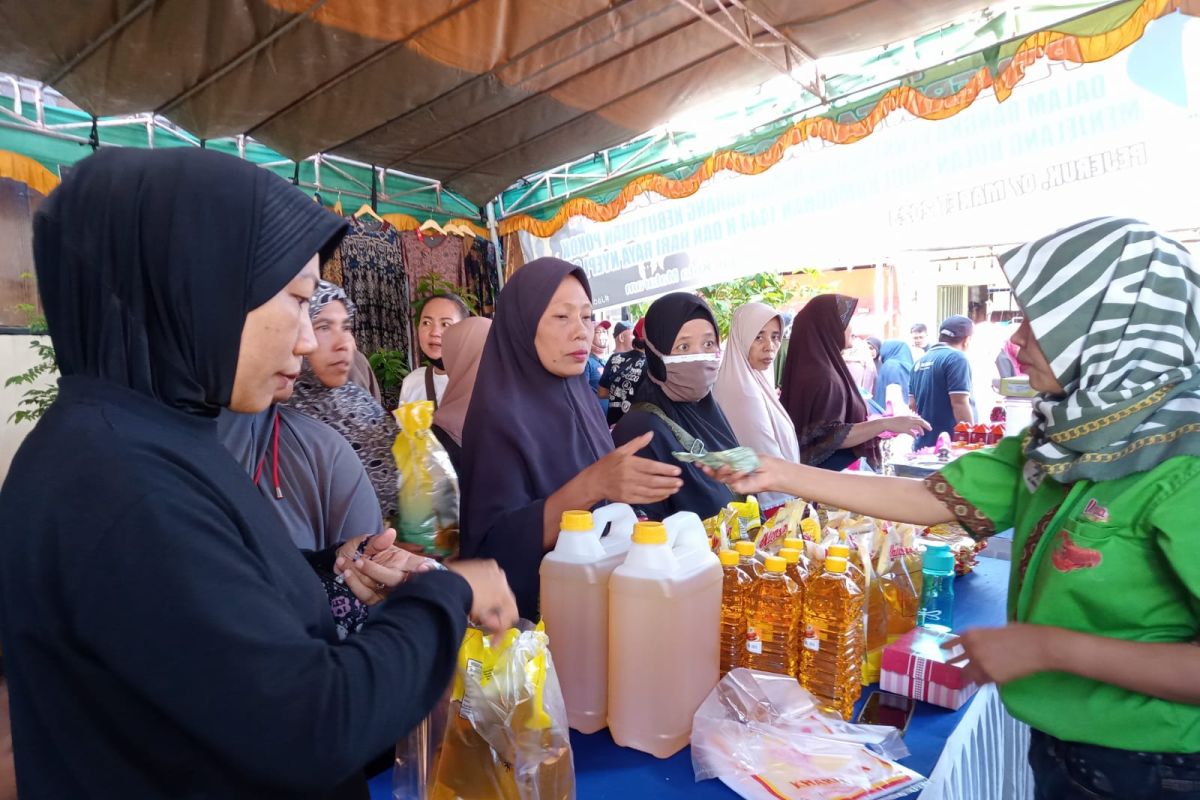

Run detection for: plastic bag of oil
[[393, 401, 459, 558], [430, 621, 575, 800]]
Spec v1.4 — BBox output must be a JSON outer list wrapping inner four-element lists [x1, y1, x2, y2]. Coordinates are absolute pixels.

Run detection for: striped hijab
[[1000, 218, 1200, 483]]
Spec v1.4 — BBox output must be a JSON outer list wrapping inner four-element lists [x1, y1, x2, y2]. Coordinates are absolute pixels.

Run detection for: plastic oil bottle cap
[[783, 537, 804, 551], [718, 550, 739, 567], [734, 541, 757, 557], [922, 543, 956, 576], [778, 547, 800, 564], [825, 556, 849, 574], [764, 556, 786, 574], [827, 543, 850, 559], [560, 510, 594, 532], [632, 521, 668, 545]]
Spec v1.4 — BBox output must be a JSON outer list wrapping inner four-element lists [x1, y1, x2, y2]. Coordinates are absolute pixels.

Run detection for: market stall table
[[369, 557, 1016, 799]]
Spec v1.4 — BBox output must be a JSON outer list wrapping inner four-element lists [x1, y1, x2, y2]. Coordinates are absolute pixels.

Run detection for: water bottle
[[918, 543, 955, 633]]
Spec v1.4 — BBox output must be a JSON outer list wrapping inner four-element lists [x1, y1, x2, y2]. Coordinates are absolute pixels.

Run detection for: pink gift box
[[880, 627, 979, 710]]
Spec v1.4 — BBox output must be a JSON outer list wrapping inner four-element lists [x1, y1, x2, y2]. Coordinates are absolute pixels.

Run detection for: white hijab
[[714, 302, 802, 465]]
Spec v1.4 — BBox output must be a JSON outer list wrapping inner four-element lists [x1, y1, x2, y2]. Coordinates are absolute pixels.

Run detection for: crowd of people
[[1, 149, 1198, 799]]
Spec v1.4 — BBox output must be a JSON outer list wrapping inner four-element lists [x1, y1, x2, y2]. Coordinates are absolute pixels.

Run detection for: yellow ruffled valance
[[498, 0, 1178, 239]]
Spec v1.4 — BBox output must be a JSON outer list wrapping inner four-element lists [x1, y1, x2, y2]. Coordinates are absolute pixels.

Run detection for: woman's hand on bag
[[881, 415, 931, 436], [447, 560, 519, 634], [588, 432, 684, 505]]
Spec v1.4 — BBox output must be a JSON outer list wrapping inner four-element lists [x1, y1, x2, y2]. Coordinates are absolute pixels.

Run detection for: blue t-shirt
[[586, 354, 609, 414], [910, 343, 974, 449]]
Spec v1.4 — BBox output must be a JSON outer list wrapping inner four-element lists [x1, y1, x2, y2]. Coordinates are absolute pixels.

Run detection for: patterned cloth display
[[400, 230, 464, 297], [325, 218, 412, 363], [463, 237, 500, 317]]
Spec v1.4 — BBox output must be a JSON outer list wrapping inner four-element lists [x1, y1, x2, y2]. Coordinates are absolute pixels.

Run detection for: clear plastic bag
[[392, 401, 459, 558], [691, 669, 924, 800], [392, 690, 450, 800], [430, 622, 575, 800]]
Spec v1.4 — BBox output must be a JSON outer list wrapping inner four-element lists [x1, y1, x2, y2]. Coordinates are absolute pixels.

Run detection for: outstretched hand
[[590, 432, 684, 505], [701, 454, 791, 496]]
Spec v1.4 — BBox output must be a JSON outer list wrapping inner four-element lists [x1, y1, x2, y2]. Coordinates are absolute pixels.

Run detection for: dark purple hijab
[[458, 257, 612, 619], [780, 294, 878, 469]]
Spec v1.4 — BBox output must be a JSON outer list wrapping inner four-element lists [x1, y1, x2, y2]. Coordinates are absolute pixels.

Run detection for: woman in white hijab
[[713, 302, 801, 514]]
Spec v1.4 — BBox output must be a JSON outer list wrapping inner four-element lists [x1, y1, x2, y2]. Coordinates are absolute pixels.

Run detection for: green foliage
[[412, 273, 480, 315], [627, 272, 801, 340], [6, 279, 58, 424], [368, 348, 410, 397]]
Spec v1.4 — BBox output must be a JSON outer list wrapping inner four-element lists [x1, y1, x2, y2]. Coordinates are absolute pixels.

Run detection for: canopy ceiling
[[0, 0, 1004, 206]]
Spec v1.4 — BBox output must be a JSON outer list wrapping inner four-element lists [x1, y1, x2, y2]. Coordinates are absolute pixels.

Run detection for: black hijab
[[0, 149, 476, 797], [458, 257, 612, 618], [613, 292, 736, 520], [635, 292, 739, 451], [35, 147, 346, 415]]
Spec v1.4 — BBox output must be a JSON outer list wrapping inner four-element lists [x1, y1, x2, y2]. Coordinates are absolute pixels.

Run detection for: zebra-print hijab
[[1001, 217, 1200, 483]]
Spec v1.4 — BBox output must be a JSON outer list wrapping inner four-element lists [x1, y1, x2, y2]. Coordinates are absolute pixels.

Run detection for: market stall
[[367, 556, 1019, 800]]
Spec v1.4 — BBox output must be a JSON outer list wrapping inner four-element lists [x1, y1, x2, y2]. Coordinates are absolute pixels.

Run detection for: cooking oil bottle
[[781, 538, 810, 583], [826, 542, 864, 592], [734, 539, 762, 580], [879, 549, 919, 642], [745, 556, 801, 677], [719, 549, 751, 676], [777, 547, 807, 608], [801, 556, 864, 720]]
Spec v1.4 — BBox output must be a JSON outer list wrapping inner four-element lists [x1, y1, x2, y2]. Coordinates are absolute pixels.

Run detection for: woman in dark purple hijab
[[458, 258, 683, 619]]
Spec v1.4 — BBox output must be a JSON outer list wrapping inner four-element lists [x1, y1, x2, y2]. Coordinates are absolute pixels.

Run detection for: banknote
[[672, 446, 760, 473]]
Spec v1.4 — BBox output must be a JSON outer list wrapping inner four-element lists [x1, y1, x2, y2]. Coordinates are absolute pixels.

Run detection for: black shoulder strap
[[424, 366, 439, 410]]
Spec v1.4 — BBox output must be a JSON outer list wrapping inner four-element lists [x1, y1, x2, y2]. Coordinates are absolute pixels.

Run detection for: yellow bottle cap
[[778, 547, 800, 564], [560, 510, 593, 532], [782, 537, 804, 551], [827, 543, 850, 559], [632, 521, 668, 545], [825, 556, 848, 574], [734, 541, 756, 557], [718, 550, 739, 567], [764, 556, 786, 573]]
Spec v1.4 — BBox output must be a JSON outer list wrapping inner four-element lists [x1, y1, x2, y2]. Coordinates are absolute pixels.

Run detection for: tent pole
[[487, 201, 505, 289], [370, 165, 378, 211]]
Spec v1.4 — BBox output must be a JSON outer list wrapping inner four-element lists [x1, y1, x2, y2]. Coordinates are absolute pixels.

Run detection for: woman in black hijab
[[459, 258, 683, 620], [0, 149, 515, 799], [612, 292, 739, 520]]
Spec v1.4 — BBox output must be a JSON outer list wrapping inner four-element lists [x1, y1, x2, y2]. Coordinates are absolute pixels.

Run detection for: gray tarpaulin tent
[[0, 0, 1001, 206]]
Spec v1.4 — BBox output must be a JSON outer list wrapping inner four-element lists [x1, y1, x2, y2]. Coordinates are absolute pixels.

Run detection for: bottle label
[[802, 623, 819, 651], [746, 620, 772, 653]]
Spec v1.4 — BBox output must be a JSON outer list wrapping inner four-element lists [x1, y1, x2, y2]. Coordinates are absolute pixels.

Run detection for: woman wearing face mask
[[781, 294, 929, 471], [713, 303, 800, 514], [611, 292, 739, 521], [288, 282, 400, 522], [459, 258, 684, 620], [0, 148, 517, 799], [399, 293, 471, 407]]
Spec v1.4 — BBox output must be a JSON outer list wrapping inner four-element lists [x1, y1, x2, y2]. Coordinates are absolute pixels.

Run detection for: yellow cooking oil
[[879, 551, 920, 641], [718, 549, 751, 676], [734, 539, 762, 580], [745, 556, 801, 677], [801, 556, 864, 720], [781, 537, 811, 582]]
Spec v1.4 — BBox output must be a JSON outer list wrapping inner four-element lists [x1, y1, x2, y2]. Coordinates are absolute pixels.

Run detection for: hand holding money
[[672, 446, 761, 473]]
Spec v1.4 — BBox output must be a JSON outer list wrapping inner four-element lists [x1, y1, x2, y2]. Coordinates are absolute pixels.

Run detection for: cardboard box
[[880, 627, 979, 710]]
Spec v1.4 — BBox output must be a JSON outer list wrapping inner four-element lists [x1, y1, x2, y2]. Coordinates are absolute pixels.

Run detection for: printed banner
[[521, 14, 1200, 310]]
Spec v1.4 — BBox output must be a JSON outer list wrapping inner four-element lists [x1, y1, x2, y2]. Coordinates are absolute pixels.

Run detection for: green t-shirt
[[929, 436, 1200, 752]]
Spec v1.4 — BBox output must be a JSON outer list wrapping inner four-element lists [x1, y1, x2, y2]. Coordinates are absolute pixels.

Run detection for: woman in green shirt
[[711, 218, 1200, 799]]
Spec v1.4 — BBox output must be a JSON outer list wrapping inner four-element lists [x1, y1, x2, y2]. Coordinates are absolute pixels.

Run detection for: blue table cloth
[[371, 556, 1011, 799]]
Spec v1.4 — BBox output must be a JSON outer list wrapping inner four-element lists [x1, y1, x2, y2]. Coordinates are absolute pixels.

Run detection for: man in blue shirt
[[586, 320, 611, 414], [910, 315, 976, 449]]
